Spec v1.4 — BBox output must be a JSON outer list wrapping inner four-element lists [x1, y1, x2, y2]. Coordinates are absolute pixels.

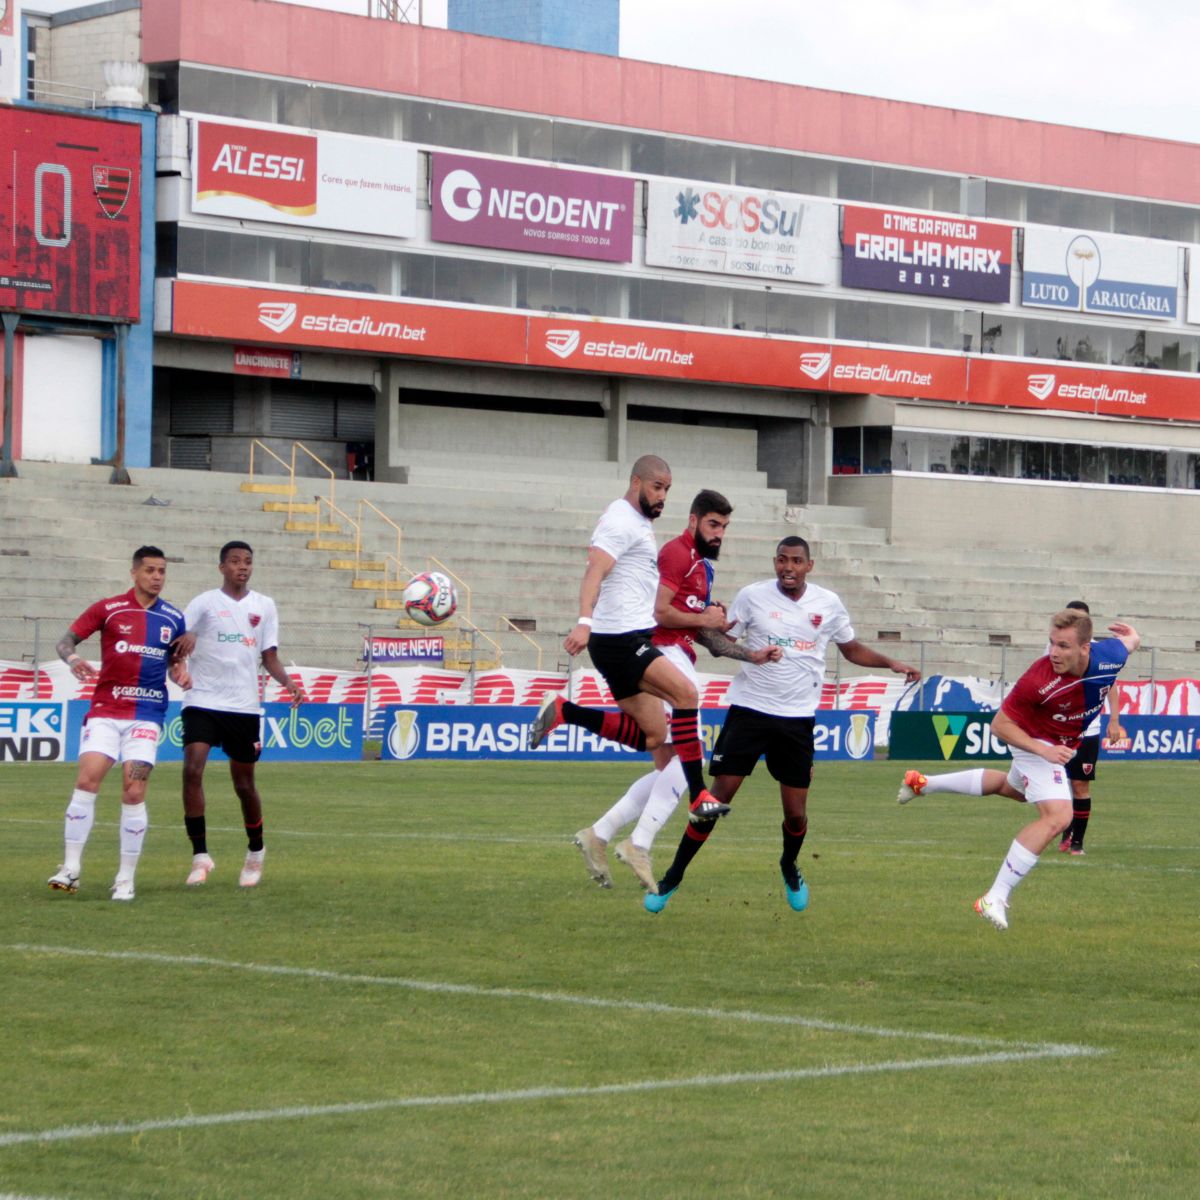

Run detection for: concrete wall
[[42, 7, 143, 103]]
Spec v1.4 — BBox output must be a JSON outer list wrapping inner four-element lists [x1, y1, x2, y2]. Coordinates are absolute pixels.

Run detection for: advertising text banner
[[0, 108, 141, 320], [381, 706, 875, 761], [1022, 226, 1178, 320], [233, 345, 300, 379], [0, 702, 67, 763], [431, 153, 635, 262], [841, 206, 1012, 302], [365, 636, 444, 664], [645, 179, 837, 284], [191, 119, 418, 238]]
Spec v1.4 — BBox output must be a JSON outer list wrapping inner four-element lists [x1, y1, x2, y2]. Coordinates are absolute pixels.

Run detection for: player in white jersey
[[646, 536, 920, 914], [174, 541, 304, 888], [529, 455, 727, 822]]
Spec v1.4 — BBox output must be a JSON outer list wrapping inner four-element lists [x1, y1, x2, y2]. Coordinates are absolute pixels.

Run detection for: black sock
[[185, 815, 207, 855], [1071, 796, 1092, 847], [669, 709, 708, 802], [561, 700, 604, 734], [780, 818, 807, 866], [245, 820, 264, 853], [658, 819, 716, 892]]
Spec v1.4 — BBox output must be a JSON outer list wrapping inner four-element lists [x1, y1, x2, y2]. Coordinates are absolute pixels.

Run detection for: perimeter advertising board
[[841, 205, 1012, 302], [430, 153, 635, 262], [0, 107, 141, 320], [645, 179, 837, 283], [1022, 226, 1178, 320], [190, 118, 417, 238]]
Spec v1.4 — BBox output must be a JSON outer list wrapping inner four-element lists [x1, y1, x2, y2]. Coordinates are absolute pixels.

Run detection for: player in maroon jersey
[[48, 546, 190, 902]]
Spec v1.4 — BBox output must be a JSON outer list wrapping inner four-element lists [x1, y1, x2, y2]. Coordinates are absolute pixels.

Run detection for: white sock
[[631, 758, 687, 850], [986, 838, 1040, 905], [62, 789, 97, 872], [923, 768, 985, 796], [593, 770, 659, 841], [118, 802, 148, 880]]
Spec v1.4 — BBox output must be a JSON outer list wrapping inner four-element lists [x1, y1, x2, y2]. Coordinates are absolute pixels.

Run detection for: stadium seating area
[[2, 456, 1195, 683]]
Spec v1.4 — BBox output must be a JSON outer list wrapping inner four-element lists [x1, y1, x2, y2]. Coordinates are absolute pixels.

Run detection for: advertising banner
[[841, 206, 1013, 302], [888, 711, 1012, 760], [0, 107, 141, 320], [191, 119, 417, 238], [1099, 716, 1200, 760], [233, 345, 300, 379], [1187, 247, 1200, 325], [430, 152, 635, 262], [1022, 226, 1178, 320], [645, 179, 837, 283], [380, 705, 875, 762], [364, 636, 444, 664], [0, 702, 68, 763]]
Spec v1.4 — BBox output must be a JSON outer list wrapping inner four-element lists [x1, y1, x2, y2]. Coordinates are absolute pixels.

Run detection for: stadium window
[[984, 182, 1025, 222], [1058, 191, 1115, 234], [310, 88, 401, 139], [1113, 198, 1151, 237], [836, 162, 873, 203]]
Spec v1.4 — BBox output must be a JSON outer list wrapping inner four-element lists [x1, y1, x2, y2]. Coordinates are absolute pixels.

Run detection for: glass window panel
[[1113, 199, 1150, 237], [767, 293, 833, 338], [629, 134, 665, 178], [662, 138, 732, 185], [731, 289, 770, 334], [863, 427, 892, 473], [1148, 204, 1198, 243], [515, 116, 555, 161], [1024, 188, 1061, 227], [310, 242, 394, 294], [985, 183, 1025, 222], [949, 435, 970, 474], [832, 427, 861, 474], [553, 122, 628, 170], [310, 87, 400, 139], [980, 317, 1018, 356], [399, 253, 435, 300], [836, 162, 873, 202], [1058, 191, 1113, 233]]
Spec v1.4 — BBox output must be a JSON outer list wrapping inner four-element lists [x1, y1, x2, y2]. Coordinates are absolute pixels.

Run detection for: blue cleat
[[644, 887, 677, 914], [781, 862, 809, 912]]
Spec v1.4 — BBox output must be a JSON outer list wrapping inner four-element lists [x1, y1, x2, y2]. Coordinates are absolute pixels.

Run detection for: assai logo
[[258, 302, 297, 334], [440, 168, 484, 223], [387, 709, 421, 760], [545, 329, 581, 359], [1027, 373, 1057, 401], [799, 352, 831, 382]]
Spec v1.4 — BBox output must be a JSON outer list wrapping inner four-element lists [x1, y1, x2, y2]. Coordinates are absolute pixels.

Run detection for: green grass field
[[0, 758, 1196, 1199]]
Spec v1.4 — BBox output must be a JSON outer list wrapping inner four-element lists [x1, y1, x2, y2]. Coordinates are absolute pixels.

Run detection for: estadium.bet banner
[[379, 706, 876, 762]]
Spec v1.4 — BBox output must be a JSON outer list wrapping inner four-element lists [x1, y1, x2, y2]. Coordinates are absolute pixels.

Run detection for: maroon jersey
[[651, 531, 715, 663], [1000, 638, 1130, 749], [71, 589, 187, 722]]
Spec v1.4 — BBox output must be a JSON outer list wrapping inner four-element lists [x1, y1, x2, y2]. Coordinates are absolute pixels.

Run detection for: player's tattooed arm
[[58, 631, 97, 681], [696, 627, 782, 664]]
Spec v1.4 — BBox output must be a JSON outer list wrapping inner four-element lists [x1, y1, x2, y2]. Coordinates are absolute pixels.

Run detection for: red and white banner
[[191, 118, 417, 237], [233, 345, 299, 378]]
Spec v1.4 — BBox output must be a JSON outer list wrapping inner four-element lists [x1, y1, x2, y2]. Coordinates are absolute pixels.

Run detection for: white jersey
[[589, 498, 659, 634], [182, 588, 280, 715], [724, 579, 855, 717]]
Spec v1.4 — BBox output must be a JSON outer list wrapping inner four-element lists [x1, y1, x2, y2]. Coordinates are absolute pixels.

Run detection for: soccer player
[[897, 609, 1140, 930], [175, 541, 304, 888], [530, 456, 726, 822], [48, 546, 189, 901], [646, 536, 920, 915], [573, 489, 782, 891], [1055, 600, 1127, 856]]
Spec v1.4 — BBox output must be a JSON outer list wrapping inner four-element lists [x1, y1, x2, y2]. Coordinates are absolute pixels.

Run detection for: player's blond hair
[[1050, 608, 1093, 644]]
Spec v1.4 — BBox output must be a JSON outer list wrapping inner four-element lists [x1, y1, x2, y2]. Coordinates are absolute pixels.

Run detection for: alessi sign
[[167, 280, 1200, 421], [191, 119, 417, 238]]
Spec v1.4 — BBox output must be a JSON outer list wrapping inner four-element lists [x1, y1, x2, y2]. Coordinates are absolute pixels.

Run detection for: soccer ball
[[402, 571, 458, 626]]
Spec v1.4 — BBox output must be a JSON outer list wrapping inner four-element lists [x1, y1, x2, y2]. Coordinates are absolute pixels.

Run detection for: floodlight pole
[[109, 323, 131, 484]]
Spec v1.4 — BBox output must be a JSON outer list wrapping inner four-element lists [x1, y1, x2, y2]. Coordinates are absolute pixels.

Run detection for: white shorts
[[1006, 746, 1072, 804], [658, 644, 700, 739], [80, 717, 162, 766]]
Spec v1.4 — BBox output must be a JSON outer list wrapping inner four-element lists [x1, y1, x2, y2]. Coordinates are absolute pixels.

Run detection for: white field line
[[0, 1046, 1097, 1151], [4, 944, 1094, 1057]]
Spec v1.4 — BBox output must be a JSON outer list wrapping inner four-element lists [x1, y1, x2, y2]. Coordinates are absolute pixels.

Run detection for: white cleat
[[186, 854, 216, 886], [573, 827, 612, 888], [48, 866, 80, 893], [615, 838, 658, 894], [111, 877, 136, 902], [974, 894, 1008, 931], [239, 849, 265, 888]]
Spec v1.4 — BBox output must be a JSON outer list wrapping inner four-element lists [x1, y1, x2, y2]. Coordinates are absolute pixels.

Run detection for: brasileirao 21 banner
[[1022, 225, 1178, 320], [841, 205, 1013, 302], [645, 179, 837, 284], [379, 706, 876, 762]]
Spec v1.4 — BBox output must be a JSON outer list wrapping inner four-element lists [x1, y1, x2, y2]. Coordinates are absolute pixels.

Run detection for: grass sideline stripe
[[4, 943, 1093, 1055], [0, 1047, 1098, 1150]]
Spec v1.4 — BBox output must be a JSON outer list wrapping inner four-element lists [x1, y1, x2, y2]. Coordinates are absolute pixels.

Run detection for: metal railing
[[245, 439, 336, 520]]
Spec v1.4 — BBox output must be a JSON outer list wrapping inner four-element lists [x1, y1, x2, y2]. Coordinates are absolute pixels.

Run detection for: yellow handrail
[[456, 616, 503, 666], [380, 554, 408, 606], [247, 439, 296, 517], [358, 499, 403, 571], [427, 555, 472, 622], [316, 495, 362, 573], [291, 440, 336, 508], [502, 617, 543, 670]]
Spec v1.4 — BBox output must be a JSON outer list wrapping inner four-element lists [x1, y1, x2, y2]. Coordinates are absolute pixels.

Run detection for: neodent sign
[[431, 153, 634, 262]]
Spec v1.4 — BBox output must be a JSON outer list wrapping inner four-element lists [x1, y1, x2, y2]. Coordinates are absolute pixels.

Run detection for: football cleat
[[186, 854, 216, 886], [572, 827, 612, 888], [1058, 838, 1072, 853], [897, 770, 928, 804], [1069, 846, 1086, 857], [687, 789, 730, 824], [110, 877, 135, 902], [529, 692, 564, 749], [644, 886, 677, 914], [48, 867, 80, 893], [614, 838, 658, 893], [974, 894, 1008, 931], [239, 849, 265, 888], [780, 860, 809, 912]]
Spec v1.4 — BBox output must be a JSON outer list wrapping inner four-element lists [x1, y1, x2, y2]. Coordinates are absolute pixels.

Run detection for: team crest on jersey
[[1052, 770, 1064, 784], [1083, 763, 1094, 776], [810, 613, 823, 628], [249, 613, 262, 628], [159, 626, 172, 643]]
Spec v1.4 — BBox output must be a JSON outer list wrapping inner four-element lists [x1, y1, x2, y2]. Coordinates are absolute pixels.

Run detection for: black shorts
[[709, 705, 814, 789], [182, 707, 263, 764], [1067, 734, 1100, 783], [586, 628, 663, 702]]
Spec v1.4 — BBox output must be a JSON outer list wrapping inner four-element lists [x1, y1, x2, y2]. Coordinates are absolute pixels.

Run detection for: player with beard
[[572, 489, 782, 891], [531, 457, 728, 824]]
